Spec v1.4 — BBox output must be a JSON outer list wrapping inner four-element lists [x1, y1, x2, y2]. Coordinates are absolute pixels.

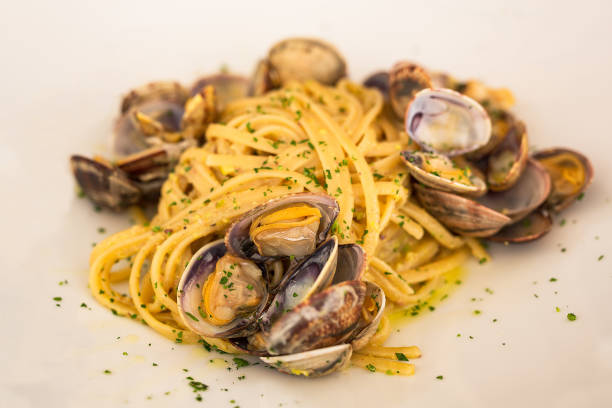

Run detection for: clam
[[260, 344, 352, 377], [350, 281, 385, 351], [249, 59, 273, 96], [489, 210, 553, 244], [414, 184, 512, 237], [478, 159, 551, 222], [177, 240, 269, 338], [119, 81, 188, 115], [259, 237, 339, 330], [190, 74, 249, 112], [466, 109, 514, 161], [225, 192, 339, 261], [533, 148, 594, 212], [414, 159, 551, 236], [70, 155, 141, 211], [115, 140, 194, 183], [265, 280, 366, 355], [332, 244, 366, 283], [401, 151, 487, 197], [487, 120, 528, 191], [267, 38, 347, 87], [406, 88, 492, 157], [389, 62, 432, 119], [113, 99, 185, 157], [362, 71, 390, 99]]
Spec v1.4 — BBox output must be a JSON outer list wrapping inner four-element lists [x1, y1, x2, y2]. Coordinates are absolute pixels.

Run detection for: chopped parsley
[[233, 357, 250, 368], [395, 352, 408, 361], [567, 313, 577, 321], [365, 363, 376, 372]]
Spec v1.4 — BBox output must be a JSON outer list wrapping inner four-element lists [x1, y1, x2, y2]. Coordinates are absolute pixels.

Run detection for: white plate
[[1, 1, 611, 407]]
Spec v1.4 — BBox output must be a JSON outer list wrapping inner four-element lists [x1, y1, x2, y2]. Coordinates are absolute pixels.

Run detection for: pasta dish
[[71, 37, 593, 377]]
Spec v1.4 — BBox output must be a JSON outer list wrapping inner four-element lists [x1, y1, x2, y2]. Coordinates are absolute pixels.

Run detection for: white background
[[1, 0, 611, 407]]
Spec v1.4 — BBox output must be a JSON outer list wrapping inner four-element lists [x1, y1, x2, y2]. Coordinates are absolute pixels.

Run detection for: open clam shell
[[265, 280, 366, 355], [332, 244, 367, 284], [389, 62, 432, 119], [70, 155, 141, 211], [466, 109, 514, 161], [350, 281, 386, 351], [225, 192, 339, 262], [190, 74, 249, 112], [119, 81, 188, 115], [267, 38, 347, 87], [478, 159, 551, 222], [177, 240, 269, 338], [259, 237, 339, 330], [406, 88, 492, 157], [113, 100, 185, 157], [363, 71, 390, 99], [401, 151, 487, 197], [533, 148, 594, 212], [260, 343, 352, 377], [487, 120, 529, 191], [248, 59, 274, 96], [489, 210, 553, 244], [415, 184, 512, 237]]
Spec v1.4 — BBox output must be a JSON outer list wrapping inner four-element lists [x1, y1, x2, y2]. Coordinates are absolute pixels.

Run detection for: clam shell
[[332, 244, 366, 284], [190, 74, 249, 112], [406, 88, 492, 157], [260, 343, 352, 377], [466, 109, 514, 161], [265, 280, 366, 355], [176, 240, 268, 338], [120, 81, 188, 114], [225, 192, 339, 262], [487, 120, 529, 191], [415, 183, 512, 237], [113, 100, 185, 157], [267, 38, 347, 87], [533, 147, 594, 212], [70, 155, 141, 211], [401, 151, 487, 197], [489, 210, 553, 244], [389, 62, 432, 118], [350, 281, 386, 351], [478, 159, 551, 222], [259, 237, 339, 331], [363, 71, 390, 99], [248, 59, 274, 96]]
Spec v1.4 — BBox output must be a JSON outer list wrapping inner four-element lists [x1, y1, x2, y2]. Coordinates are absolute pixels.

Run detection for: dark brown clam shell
[[70, 155, 141, 211], [363, 71, 390, 99]]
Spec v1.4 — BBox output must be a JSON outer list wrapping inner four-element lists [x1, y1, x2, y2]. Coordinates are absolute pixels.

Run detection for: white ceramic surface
[[1, 1, 611, 407]]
